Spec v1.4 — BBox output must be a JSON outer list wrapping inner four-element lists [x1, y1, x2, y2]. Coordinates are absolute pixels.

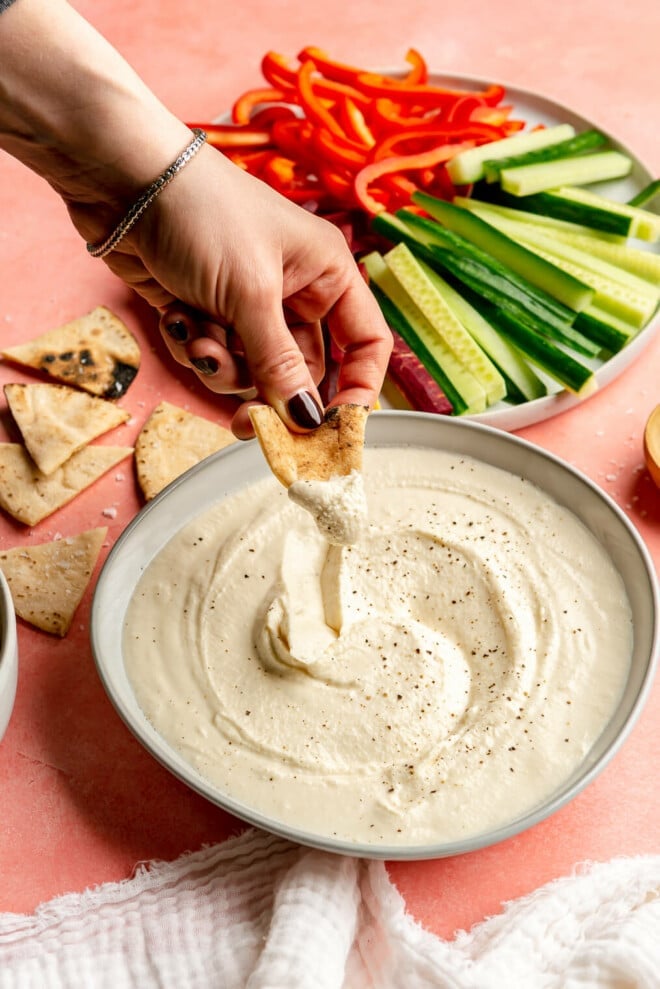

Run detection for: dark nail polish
[[191, 356, 219, 375], [165, 320, 188, 342], [287, 390, 323, 430]]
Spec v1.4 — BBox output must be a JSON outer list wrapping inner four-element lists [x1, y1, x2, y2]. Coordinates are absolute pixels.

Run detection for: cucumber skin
[[498, 150, 632, 197], [446, 123, 576, 184], [482, 129, 607, 182], [372, 211, 601, 357], [467, 297, 596, 395], [472, 185, 635, 236], [383, 244, 507, 405], [410, 192, 594, 312]]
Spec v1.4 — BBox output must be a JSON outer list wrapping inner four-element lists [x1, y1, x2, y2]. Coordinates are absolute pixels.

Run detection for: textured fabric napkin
[[1, 828, 659, 988]]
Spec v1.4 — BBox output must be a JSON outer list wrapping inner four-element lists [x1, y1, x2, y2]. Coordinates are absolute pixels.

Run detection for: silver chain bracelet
[[86, 128, 207, 259]]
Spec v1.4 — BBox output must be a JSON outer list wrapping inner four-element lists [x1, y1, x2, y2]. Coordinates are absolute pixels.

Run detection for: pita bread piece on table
[[4, 382, 130, 476], [0, 527, 107, 636], [135, 401, 236, 501], [248, 404, 370, 546], [0, 443, 133, 526], [1, 306, 140, 399], [248, 403, 369, 486]]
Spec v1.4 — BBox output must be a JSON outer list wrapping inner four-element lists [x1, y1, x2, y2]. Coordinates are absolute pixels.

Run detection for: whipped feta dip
[[287, 470, 368, 546], [123, 447, 632, 846]]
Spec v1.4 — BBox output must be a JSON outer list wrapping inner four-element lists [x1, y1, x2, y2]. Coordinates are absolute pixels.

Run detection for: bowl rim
[[91, 411, 660, 859], [0, 568, 18, 742]]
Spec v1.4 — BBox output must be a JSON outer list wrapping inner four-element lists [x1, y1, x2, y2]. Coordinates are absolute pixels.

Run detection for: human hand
[[78, 144, 393, 437]]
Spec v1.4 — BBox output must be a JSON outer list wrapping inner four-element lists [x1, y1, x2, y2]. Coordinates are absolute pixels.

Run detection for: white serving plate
[[0, 569, 18, 742], [91, 411, 659, 859]]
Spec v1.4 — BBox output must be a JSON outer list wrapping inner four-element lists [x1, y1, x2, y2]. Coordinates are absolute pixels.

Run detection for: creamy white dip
[[123, 447, 632, 846]]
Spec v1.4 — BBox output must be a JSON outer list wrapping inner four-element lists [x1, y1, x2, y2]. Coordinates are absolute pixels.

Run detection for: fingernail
[[165, 320, 188, 342], [287, 390, 323, 430], [191, 356, 219, 375]]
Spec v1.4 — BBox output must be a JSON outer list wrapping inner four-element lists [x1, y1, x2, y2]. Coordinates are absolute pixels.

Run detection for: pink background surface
[[0, 0, 658, 941]]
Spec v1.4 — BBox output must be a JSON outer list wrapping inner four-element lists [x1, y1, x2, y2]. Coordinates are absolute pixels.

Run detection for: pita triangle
[[135, 401, 236, 500], [1, 305, 140, 399], [248, 403, 369, 487], [0, 527, 107, 636], [0, 443, 133, 526], [4, 382, 130, 475]]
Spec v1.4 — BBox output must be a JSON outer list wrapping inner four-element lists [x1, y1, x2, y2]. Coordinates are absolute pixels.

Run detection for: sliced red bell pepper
[[312, 127, 369, 170], [338, 98, 376, 148], [402, 48, 427, 85], [187, 122, 274, 149], [354, 141, 474, 214], [231, 87, 290, 125], [355, 74, 506, 109], [260, 51, 299, 89]]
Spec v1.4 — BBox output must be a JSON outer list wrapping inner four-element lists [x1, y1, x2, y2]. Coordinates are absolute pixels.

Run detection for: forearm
[[0, 0, 191, 240]]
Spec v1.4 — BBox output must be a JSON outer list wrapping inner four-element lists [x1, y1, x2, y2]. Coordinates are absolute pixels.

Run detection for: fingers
[[324, 275, 393, 410], [158, 307, 253, 394]]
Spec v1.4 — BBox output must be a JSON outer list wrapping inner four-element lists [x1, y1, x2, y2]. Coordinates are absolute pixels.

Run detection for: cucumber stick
[[446, 123, 576, 184], [383, 243, 507, 404], [496, 225, 658, 328], [483, 129, 607, 182], [498, 150, 632, 197], [475, 185, 660, 240], [420, 262, 547, 402], [453, 195, 626, 244], [385, 211, 601, 357], [362, 252, 485, 414], [457, 198, 660, 285], [553, 187, 660, 241], [411, 191, 594, 311]]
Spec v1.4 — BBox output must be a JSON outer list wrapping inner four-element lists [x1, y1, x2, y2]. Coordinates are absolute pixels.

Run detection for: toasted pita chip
[[248, 404, 369, 487], [135, 401, 236, 500], [0, 443, 133, 526], [0, 527, 107, 636], [1, 306, 140, 398], [4, 382, 130, 475]]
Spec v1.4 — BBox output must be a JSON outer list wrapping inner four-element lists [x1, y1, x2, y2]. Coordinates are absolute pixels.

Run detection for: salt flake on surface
[[102, 507, 118, 519]]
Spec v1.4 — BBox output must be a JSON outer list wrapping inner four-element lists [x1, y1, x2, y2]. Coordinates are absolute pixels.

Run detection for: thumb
[[234, 305, 324, 432]]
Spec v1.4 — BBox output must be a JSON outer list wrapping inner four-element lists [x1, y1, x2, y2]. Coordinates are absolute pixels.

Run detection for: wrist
[[0, 0, 192, 239]]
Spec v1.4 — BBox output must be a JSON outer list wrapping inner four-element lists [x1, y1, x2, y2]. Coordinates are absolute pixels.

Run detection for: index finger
[[324, 273, 393, 410]]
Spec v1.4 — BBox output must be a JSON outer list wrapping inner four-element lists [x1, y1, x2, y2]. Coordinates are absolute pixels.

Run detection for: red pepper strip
[[295, 60, 351, 142], [270, 118, 317, 169], [371, 99, 445, 133], [231, 87, 290, 125], [312, 127, 369, 171], [445, 94, 486, 124], [187, 123, 274, 149], [260, 51, 300, 89], [356, 73, 506, 108], [311, 77, 372, 110], [338, 98, 376, 148], [298, 46, 396, 89], [261, 154, 299, 189], [501, 120, 526, 135], [370, 122, 508, 161], [223, 149, 276, 173], [354, 141, 474, 214], [247, 105, 299, 128], [402, 48, 427, 85], [317, 166, 357, 207], [470, 104, 513, 125]]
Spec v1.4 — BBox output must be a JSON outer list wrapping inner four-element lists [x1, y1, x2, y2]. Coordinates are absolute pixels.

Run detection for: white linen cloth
[[1, 828, 659, 988]]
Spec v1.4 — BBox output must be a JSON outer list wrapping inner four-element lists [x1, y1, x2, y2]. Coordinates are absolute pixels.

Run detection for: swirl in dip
[[123, 447, 632, 846]]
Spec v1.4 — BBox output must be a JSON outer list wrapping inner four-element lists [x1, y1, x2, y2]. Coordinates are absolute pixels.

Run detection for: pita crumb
[[0, 443, 133, 526], [1, 306, 140, 399], [0, 528, 107, 636], [248, 404, 369, 487], [4, 382, 130, 475], [135, 401, 236, 500]]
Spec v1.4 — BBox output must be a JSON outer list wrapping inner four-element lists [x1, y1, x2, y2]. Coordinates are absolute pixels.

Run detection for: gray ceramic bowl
[[91, 411, 659, 859], [0, 569, 18, 742]]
